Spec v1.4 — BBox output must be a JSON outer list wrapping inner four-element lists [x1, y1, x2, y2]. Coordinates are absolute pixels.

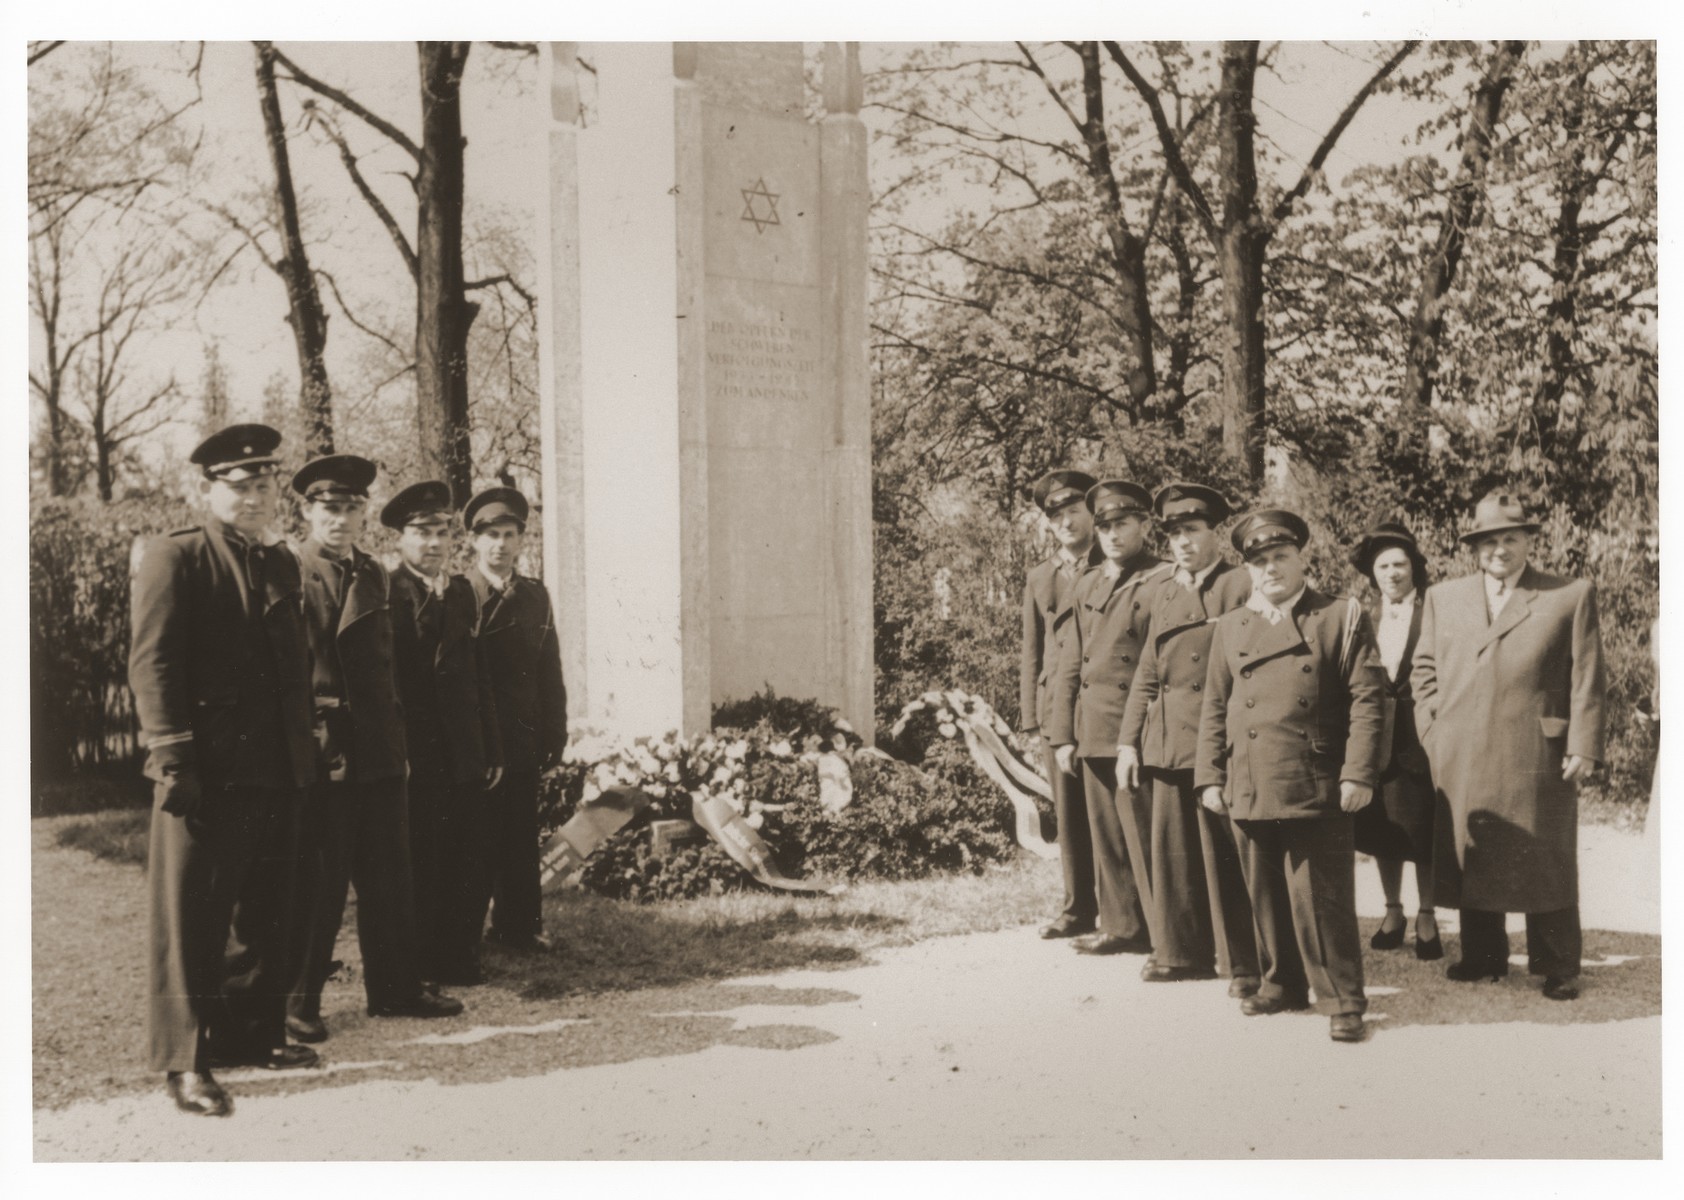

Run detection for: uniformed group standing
[[131, 424, 567, 1117], [1022, 470, 1606, 1044]]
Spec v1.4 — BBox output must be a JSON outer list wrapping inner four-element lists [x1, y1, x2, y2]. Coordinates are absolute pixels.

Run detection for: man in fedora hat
[[1195, 509, 1387, 1043], [1411, 489, 1606, 1000], [129, 424, 319, 1116], [1021, 468, 1103, 939], [287, 456, 464, 1042], [1117, 483, 1260, 993], [1046, 479, 1171, 956], [463, 486, 568, 954], [382, 481, 504, 986]]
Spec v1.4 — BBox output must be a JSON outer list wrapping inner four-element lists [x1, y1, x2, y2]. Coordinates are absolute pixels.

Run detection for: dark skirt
[[1354, 762, 1435, 862]]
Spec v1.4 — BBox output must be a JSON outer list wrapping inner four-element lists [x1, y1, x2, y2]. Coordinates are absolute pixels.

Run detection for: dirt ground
[[31, 823, 1660, 1161]]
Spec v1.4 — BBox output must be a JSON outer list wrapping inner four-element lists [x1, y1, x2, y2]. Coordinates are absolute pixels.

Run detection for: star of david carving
[[740, 177, 781, 233]]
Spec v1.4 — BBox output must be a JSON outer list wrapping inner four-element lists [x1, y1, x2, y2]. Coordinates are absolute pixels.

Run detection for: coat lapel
[[203, 517, 255, 620], [1236, 590, 1311, 667], [338, 551, 386, 637]]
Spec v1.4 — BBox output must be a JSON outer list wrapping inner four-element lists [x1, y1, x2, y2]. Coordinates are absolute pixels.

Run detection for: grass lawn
[[31, 813, 1056, 1111]]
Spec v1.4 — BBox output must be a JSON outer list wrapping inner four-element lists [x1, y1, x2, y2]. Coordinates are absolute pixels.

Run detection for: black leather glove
[[158, 767, 204, 819]]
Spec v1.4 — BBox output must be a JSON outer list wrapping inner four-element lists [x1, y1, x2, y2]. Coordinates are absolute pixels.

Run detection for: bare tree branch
[[1104, 41, 1216, 235], [268, 44, 422, 161]]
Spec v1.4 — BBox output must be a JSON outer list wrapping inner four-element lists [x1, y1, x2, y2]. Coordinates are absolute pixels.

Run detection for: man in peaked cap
[[286, 456, 464, 1044], [1021, 469, 1104, 939], [1046, 479, 1171, 957], [462, 486, 568, 954], [381, 482, 504, 986], [1116, 483, 1261, 992], [1194, 508, 1387, 1043], [130, 424, 319, 1116], [1411, 489, 1605, 1000]]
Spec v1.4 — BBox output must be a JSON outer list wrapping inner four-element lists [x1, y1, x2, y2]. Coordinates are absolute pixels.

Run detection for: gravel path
[[33, 824, 1659, 1160]]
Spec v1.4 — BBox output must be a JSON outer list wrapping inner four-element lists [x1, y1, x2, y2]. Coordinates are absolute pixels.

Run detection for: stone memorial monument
[[536, 42, 872, 740]]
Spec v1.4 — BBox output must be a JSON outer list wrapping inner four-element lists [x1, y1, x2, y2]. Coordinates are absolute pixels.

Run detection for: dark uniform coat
[[1119, 560, 1253, 770], [468, 568, 568, 771], [1020, 544, 1105, 732], [293, 540, 407, 780], [389, 568, 503, 785], [1353, 594, 1435, 862], [1195, 588, 1388, 819], [1045, 551, 1172, 756], [130, 519, 315, 791], [1410, 567, 1606, 912]]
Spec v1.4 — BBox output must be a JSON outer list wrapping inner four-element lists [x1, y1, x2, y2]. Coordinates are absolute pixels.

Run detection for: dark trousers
[[289, 776, 421, 1016], [147, 784, 301, 1073], [473, 768, 543, 942], [1234, 816, 1366, 1015], [1458, 906, 1581, 979], [1079, 757, 1150, 942], [1146, 768, 1260, 980], [409, 769, 490, 978], [1042, 742, 1097, 924]]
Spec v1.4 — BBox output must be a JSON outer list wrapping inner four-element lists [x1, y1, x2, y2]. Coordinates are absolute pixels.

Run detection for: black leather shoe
[[167, 1071, 232, 1117], [286, 1015, 328, 1044], [1072, 933, 1152, 956], [1329, 1014, 1367, 1043], [1039, 916, 1096, 940], [1370, 909, 1406, 951], [210, 1044, 319, 1071], [1542, 976, 1580, 1001], [1240, 992, 1311, 1016], [1414, 934, 1445, 961], [368, 990, 465, 1019], [1446, 960, 1508, 983], [1141, 964, 1219, 983], [1227, 976, 1261, 999]]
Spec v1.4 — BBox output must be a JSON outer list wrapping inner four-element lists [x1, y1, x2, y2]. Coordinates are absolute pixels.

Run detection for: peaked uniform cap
[[1152, 481, 1232, 527], [1086, 479, 1152, 522], [1032, 469, 1100, 514], [190, 423, 282, 480], [1459, 490, 1541, 545], [291, 454, 377, 499], [1351, 520, 1427, 577], [1231, 508, 1311, 560], [380, 480, 456, 530], [464, 486, 530, 532]]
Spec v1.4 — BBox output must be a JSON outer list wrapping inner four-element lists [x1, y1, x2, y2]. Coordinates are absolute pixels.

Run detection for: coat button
[[1298, 698, 1309, 708], [1242, 669, 1252, 679], [1081, 682, 1089, 690], [1083, 656, 1090, 663], [1191, 653, 1200, 662], [1121, 655, 1130, 664], [1192, 683, 1201, 692], [1301, 664, 1312, 673], [1245, 699, 1255, 708], [1247, 730, 1257, 739], [1300, 730, 1308, 739]]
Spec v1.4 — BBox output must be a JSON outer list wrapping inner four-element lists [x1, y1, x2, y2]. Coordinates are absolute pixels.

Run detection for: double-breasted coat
[[130, 518, 316, 792], [467, 568, 568, 774], [1353, 595, 1436, 862], [293, 540, 407, 781], [1045, 551, 1172, 756], [1119, 561, 1253, 770], [389, 568, 502, 786], [1410, 566, 1606, 912], [1194, 588, 1388, 819], [1019, 544, 1104, 732]]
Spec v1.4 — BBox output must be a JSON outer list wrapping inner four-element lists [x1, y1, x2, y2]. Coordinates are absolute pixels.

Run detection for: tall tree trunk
[[1161, 199, 1196, 434], [1073, 42, 1156, 410], [1402, 40, 1527, 411], [1215, 42, 1266, 484], [254, 42, 334, 456], [416, 41, 477, 504], [1535, 48, 1598, 460]]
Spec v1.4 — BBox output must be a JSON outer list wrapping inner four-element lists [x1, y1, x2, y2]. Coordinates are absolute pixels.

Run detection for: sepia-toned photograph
[[18, 5, 1663, 1169]]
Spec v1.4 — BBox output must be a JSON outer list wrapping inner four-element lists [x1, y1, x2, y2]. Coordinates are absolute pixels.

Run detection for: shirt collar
[[1056, 539, 1095, 572], [1174, 558, 1221, 590], [1246, 584, 1307, 623], [478, 564, 513, 594], [405, 561, 447, 597], [1484, 571, 1520, 598], [1380, 589, 1417, 617]]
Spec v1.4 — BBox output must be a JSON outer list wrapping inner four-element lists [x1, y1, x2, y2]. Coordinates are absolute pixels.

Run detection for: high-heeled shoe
[[1414, 914, 1444, 960], [1370, 905, 1406, 951]]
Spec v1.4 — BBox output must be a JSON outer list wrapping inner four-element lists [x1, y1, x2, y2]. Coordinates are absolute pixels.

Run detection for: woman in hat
[[1349, 523, 1441, 959]]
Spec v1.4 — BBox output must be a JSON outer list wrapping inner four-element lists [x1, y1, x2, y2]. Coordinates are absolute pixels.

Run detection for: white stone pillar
[[571, 42, 701, 736]]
